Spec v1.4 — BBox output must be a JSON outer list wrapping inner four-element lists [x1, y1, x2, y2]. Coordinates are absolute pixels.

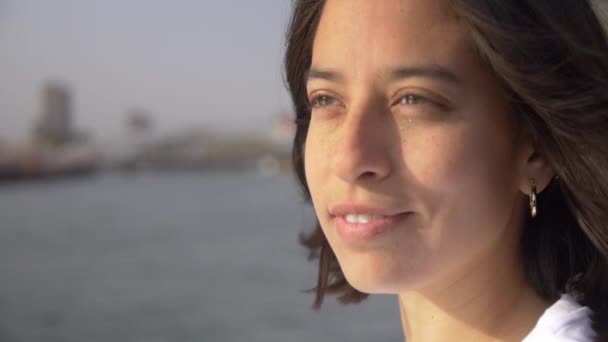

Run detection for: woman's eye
[[399, 94, 429, 105], [310, 94, 338, 108]]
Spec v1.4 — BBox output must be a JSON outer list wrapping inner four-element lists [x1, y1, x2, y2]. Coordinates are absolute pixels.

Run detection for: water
[[0, 171, 402, 342]]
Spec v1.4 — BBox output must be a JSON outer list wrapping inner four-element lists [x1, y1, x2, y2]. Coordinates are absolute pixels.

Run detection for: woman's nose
[[332, 106, 393, 184]]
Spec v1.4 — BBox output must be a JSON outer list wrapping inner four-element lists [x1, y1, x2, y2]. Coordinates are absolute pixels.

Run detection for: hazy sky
[[0, 0, 293, 142]]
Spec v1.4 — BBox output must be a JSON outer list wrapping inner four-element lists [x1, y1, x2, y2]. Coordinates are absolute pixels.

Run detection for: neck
[[398, 230, 550, 342]]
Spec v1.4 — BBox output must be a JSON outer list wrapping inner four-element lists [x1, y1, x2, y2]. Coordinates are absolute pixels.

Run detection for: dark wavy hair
[[284, 0, 608, 338]]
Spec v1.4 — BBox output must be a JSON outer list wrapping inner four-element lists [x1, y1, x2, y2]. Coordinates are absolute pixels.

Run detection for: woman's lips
[[334, 212, 412, 245]]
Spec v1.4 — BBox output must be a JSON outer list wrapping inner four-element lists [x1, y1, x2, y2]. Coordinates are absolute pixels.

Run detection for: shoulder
[[523, 293, 596, 342]]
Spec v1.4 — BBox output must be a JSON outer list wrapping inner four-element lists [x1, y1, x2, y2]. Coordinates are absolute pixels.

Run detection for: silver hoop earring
[[529, 178, 538, 218]]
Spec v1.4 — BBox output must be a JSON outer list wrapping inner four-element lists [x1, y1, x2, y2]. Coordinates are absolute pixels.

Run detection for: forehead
[[311, 0, 475, 75]]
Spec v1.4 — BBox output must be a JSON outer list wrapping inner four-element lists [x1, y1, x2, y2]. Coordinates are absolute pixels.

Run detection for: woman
[[284, 0, 608, 341]]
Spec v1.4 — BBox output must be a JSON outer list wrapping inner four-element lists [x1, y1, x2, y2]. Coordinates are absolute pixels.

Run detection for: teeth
[[344, 214, 385, 224]]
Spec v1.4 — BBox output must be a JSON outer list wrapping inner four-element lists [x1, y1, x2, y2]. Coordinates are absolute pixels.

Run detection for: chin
[[336, 250, 423, 294]]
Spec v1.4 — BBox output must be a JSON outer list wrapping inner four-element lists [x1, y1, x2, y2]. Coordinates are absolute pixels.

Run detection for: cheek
[[406, 123, 519, 250], [403, 127, 475, 198]]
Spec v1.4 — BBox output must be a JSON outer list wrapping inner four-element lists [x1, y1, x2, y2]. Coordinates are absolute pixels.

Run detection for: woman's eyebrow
[[306, 65, 462, 85], [306, 68, 344, 83], [385, 65, 462, 84]]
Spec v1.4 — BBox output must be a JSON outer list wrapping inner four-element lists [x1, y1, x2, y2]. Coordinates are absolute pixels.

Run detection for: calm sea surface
[[0, 171, 402, 342]]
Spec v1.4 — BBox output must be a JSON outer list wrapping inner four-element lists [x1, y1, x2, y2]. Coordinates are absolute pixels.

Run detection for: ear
[[517, 137, 555, 196]]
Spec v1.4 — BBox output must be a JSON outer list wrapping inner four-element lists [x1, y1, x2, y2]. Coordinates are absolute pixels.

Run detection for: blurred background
[[0, 1, 403, 341]]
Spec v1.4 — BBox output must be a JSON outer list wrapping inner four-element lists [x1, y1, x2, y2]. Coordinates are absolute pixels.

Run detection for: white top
[[523, 293, 596, 341]]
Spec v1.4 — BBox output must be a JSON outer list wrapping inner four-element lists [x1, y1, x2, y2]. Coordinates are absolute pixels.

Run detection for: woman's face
[[304, 0, 531, 294]]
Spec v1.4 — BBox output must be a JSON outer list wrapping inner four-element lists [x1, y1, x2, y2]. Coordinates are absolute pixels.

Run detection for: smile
[[343, 214, 386, 223], [335, 212, 412, 245]]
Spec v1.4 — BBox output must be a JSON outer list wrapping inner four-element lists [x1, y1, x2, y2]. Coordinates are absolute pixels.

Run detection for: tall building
[[33, 81, 73, 145]]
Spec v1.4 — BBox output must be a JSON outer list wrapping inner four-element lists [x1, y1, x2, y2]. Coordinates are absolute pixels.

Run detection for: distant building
[[33, 81, 74, 146], [125, 108, 156, 152], [126, 109, 154, 136]]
